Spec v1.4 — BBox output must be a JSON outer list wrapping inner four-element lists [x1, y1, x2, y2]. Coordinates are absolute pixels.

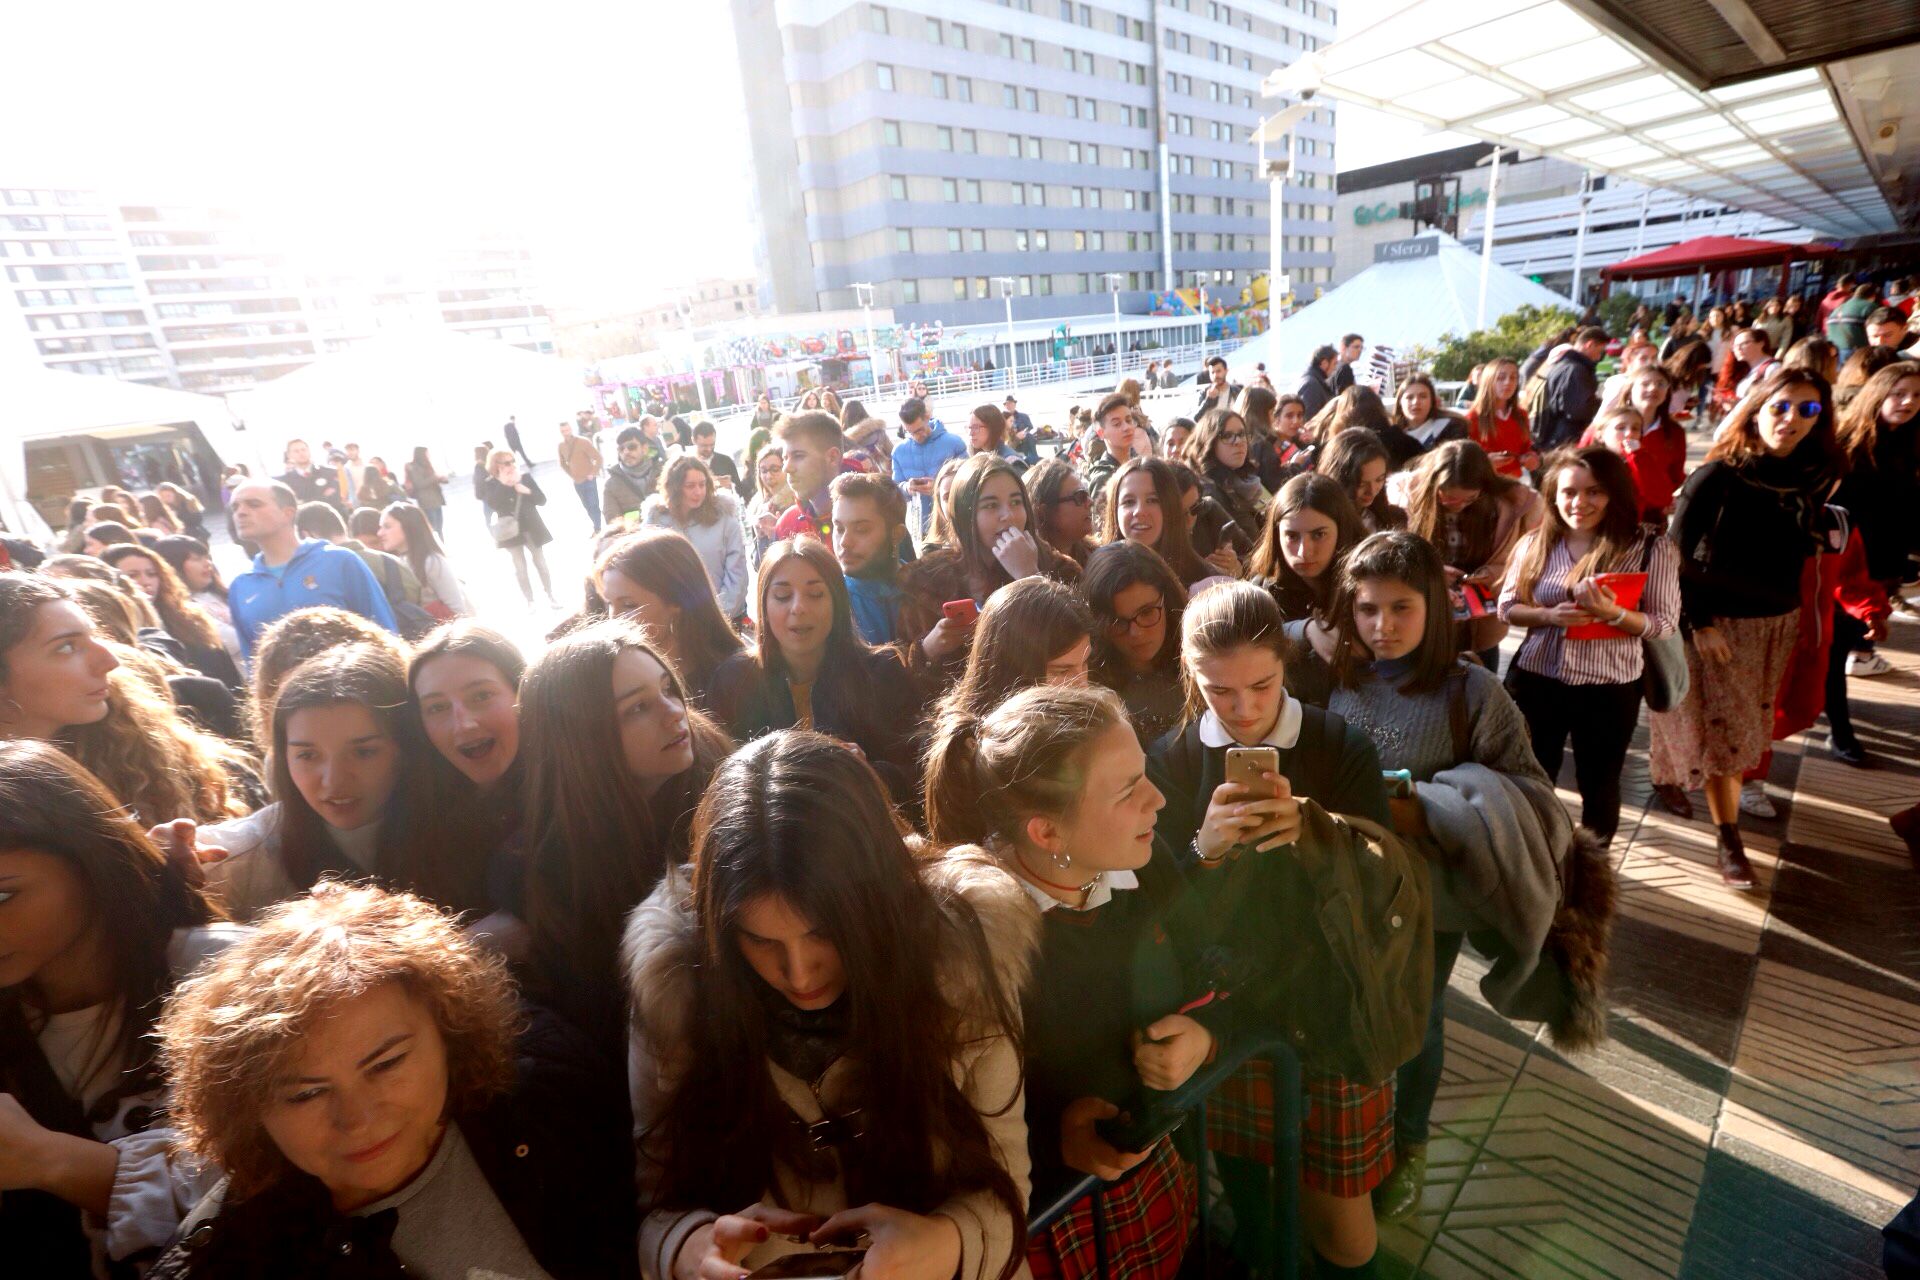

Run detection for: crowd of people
[[2, 278, 1917, 1280]]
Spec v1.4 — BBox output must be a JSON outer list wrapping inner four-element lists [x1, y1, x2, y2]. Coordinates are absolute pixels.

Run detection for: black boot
[[1717, 822, 1755, 891]]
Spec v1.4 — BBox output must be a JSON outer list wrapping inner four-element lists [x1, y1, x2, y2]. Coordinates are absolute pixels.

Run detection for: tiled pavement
[[1375, 608, 1920, 1278]]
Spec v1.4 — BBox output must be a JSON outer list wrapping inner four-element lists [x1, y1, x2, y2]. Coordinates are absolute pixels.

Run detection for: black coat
[[148, 1004, 636, 1280], [1534, 349, 1599, 451], [481, 474, 553, 549]]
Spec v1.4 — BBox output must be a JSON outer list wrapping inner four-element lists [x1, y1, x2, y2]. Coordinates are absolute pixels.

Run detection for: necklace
[[1015, 860, 1105, 899]]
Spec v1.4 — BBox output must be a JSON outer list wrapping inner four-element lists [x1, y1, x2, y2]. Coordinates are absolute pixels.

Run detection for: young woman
[[1380, 373, 1466, 470], [641, 454, 748, 622], [1237, 384, 1293, 489], [938, 577, 1096, 718], [155, 482, 211, 541], [518, 618, 731, 1054], [199, 645, 440, 920], [1397, 439, 1542, 660], [1099, 456, 1218, 589], [899, 454, 1080, 685], [967, 403, 1026, 471], [359, 456, 401, 507], [1662, 337, 1714, 427], [153, 882, 637, 1280], [627, 730, 1031, 1280], [1161, 416, 1195, 462], [245, 606, 412, 756], [1300, 387, 1393, 453], [1026, 456, 1098, 567], [1783, 335, 1842, 386], [1320, 531, 1599, 1225], [1170, 461, 1253, 575], [1318, 428, 1406, 533], [594, 527, 744, 708], [924, 456, 966, 550], [1247, 472, 1367, 622], [137, 493, 181, 536], [1463, 357, 1536, 480], [479, 450, 559, 610], [1499, 447, 1681, 842], [1184, 407, 1270, 546], [0, 573, 248, 828], [923, 685, 1218, 1280], [1649, 368, 1848, 887], [408, 622, 527, 922], [744, 443, 794, 570], [712, 538, 923, 800], [402, 445, 450, 534], [151, 534, 241, 666], [1147, 582, 1400, 1277], [98, 543, 242, 688], [0, 741, 243, 1277], [1082, 542, 1189, 746], [378, 501, 471, 618], [1606, 364, 1689, 522]]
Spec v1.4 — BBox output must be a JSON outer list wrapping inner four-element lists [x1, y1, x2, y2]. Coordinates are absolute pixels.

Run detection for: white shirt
[[1013, 866, 1139, 914], [1407, 417, 1452, 447], [1195, 696, 1303, 751]]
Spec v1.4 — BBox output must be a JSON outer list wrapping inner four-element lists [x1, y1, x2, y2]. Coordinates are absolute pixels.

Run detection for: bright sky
[[1331, 0, 1477, 170], [4, 1, 1465, 310]]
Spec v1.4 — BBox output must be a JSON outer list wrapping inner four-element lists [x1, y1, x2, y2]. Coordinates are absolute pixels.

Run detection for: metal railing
[[1026, 1036, 1302, 1280]]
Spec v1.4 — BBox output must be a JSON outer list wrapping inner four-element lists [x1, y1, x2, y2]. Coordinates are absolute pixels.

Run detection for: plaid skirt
[[1027, 1136, 1197, 1280], [1205, 1059, 1396, 1198]]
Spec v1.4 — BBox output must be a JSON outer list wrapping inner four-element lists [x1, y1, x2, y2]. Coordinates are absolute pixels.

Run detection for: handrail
[[1026, 1034, 1302, 1280]]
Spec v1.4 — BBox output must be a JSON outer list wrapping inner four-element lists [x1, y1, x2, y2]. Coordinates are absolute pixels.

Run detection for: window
[[883, 121, 902, 146], [942, 178, 959, 202], [1069, 141, 1081, 163], [896, 229, 913, 251], [968, 229, 986, 252], [1038, 275, 1053, 296], [932, 73, 949, 98], [1003, 85, 1018, 109], [889, 176, 908, 199], [1016, 230, 1030, 251], [938, 126, 954, 150], [953, 25, 967, 49], [1088, 188, 1100, 208], [870, 5, 888, 33], [961, 129, 977, 153], [1071, 188, 1084, 209], [1025, 136, 1041, 158], [1067, 96, 1079, 119], [965, 179, 982, 202], [1012, 183, 1025, 205], [1036, 230, 1050, 250], [1023, 88, 1038, 110], [1033, 184, 1046, 206], [957, 76, 972, 102], [1116, 13, 1128, 34], [876, 65, 895, 91], [999, 33, 1014, 56], [1074, 231, 1087, 250], [948, 229, 963, 251], [975, 277, 989, 298], [953, 278, 968, 300], [1060, 0, 1073, 17], [1020, 276, 1033, 296], [1021, 39, 1035, 61], [902, 280, 919, 303], [1087, 144, 1099, 164], [1007, 133, 1022, 157], [926, 16, 942, 42], [1090, 231, 1104, 250], [1064, 49, 1077, 71]]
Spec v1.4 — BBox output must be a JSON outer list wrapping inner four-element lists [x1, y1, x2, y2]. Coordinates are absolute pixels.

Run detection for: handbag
[[1638, 532, 1689, 711], [488, 489, 522, 545]]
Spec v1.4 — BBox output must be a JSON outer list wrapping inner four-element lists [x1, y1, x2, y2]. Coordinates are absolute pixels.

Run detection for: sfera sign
[[1374, 237, 1439, 264]]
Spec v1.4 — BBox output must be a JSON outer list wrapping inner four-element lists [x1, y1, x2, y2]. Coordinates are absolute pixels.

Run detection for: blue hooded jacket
[[229, 538, 399, 662], [891, 419, 967, 537]]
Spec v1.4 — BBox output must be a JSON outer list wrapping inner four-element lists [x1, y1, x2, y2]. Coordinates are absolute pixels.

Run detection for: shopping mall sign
[[1373, 237, 1439, 263], [1354, 186, 1488, 226]]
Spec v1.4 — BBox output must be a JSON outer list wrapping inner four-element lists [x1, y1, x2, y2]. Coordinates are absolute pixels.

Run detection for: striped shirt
[[1497, 533, 1681, 686]]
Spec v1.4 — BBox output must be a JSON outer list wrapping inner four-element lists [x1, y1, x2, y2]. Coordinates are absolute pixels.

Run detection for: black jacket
[[1534, 349, 1599, 451], [1295, 367, 1337, 420], [481, 474, 553, 548], [1670, 456, 1828, 629], [1379, 416, 1468, 471], [149, 1005, 637, 1280]]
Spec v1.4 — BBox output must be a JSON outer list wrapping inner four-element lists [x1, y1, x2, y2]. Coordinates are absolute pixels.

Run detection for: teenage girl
[[1247, 473, 1368, 623], [1099, 457, 1218, 589], [594, 527, 745, 709], [1396, 439, 1541, 661], [1317, 428, 1406, 534], [1081, 542, 1189, 747], [1463, 357, 1536, 480], [938, 577, 1096, 719]]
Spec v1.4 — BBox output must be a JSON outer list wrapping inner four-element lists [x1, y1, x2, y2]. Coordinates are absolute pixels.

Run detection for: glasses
[[1049, 489, 1092, 507], [1765, 398, 1823, 420], [1107, 599, 1166, 635]]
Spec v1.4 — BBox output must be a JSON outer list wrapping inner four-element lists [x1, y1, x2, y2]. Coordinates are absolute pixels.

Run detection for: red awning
[[1600, 235, 1835, 281]]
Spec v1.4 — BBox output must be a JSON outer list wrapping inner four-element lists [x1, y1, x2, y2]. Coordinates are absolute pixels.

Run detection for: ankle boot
[[1717, 823, 1755, 890]]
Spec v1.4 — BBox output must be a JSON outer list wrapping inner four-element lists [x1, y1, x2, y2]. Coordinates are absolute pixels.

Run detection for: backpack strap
[[1446, 668, 1471, 765]]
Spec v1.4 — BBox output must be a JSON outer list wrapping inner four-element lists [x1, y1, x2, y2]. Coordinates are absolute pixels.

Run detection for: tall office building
[[0, 185, 551, 394], [730, 0, 1339, 325]]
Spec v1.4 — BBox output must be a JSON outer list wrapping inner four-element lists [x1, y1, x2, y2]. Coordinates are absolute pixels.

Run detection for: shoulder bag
[[1638, 532, 1689, 712]]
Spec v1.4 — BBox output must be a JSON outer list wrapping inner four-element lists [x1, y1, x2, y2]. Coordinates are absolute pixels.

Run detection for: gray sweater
[[1327, 661, 1548, 787]]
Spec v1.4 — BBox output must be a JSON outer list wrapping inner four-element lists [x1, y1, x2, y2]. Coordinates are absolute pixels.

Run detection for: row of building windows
[[24, 309, 148, 332], [2, 213, 114, 232], [874, 1, 1333, 55], [6, 263, 129, 283], [0, 239, 122, 259]]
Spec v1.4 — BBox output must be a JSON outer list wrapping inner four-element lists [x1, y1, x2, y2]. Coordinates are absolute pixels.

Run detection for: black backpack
[[370, 553, 439, 641]]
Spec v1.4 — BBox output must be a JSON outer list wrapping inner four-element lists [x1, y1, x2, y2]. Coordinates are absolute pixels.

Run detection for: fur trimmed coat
[[623, 851, 1041, 1280]]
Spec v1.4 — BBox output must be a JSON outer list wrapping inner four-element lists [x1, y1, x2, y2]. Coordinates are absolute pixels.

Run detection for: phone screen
[[747, 1251, 868, 1279]]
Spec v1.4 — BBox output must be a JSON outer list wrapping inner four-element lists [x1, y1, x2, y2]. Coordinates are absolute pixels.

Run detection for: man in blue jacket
[[227, 479, 399, 663], [891, 396, 966, 541]]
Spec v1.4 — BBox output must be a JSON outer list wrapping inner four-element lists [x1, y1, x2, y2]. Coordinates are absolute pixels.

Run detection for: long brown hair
[[968, 403, 1009, 452], [1403, 440, 1521, 571], [518, 618, 730, 1046], [1328, 532, 1459, 694], [1508, 447, 1644, 606], [1836, 360, 1920, 465], [659, 454, 726, 527], [1098, 456, 1212, 584], [645, 730, 1024, 1271], [379, 501, 445, 586], [939, 577, 1095, 719], [1247, 472, 1366, 607], [946, 453, 1071, 597], [99, 543, 220, 650], [594, 527, 744, 700], [1706, 366, 1846, 476], [1318, 427, 1400, 530], [1081, 541, 1188, 680], [1467, 357, 1521, 435]]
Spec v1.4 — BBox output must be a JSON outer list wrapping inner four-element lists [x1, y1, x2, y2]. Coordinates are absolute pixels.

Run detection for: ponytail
[[922, 712, 990, 847]]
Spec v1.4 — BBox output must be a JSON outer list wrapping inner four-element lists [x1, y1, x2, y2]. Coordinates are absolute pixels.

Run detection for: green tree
[[1427, 304, 1581, 381]]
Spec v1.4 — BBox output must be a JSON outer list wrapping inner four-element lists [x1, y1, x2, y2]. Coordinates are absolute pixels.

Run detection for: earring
[[1048, 848, 1073, 871]]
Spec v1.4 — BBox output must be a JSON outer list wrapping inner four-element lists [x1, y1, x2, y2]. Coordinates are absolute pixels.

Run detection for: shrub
[[1426, 304, 1581, 381]]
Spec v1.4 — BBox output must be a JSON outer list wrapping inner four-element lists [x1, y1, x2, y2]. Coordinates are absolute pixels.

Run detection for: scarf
[[755, 979, 850, 1087], [1741, 442, 1835, 549]]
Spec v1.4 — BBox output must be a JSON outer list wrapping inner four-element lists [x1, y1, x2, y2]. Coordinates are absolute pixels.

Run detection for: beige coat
[[623, 852, 1039, 1280], [558, 434, 603, 484]]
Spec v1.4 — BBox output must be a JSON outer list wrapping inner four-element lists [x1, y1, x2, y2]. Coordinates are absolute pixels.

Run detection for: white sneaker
[[1847, 650, 1894, 677], [1739, 782, 1777, 819]]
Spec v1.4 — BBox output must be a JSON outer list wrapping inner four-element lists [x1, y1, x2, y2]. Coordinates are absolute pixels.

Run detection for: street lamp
[[994, 277, 1018, 393], [677, 297, 711, 414], [1253, 100, 1316, 328], [1104, 272, 1125, 374], [852, 282, 880, 393]]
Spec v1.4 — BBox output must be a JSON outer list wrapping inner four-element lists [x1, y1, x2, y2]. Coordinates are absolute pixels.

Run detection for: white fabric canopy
[[230, 330, 593, 470], [1228, 234, 1573, 381]]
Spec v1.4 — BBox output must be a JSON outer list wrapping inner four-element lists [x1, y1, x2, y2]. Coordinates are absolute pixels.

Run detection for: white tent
[[231, 331, 593, 469], [1228, 233, 1573, 382], [0, 361, 254, 542]]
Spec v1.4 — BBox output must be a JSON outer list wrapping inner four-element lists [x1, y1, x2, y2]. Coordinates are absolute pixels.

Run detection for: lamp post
[[995, 276, 1018, 393], [1474, 147, 1505, 330], [1104, 272, 1126, 375], [852, 282, 880, 393], [677, 297, 710, 414], [1254, 101, 1315, 327]]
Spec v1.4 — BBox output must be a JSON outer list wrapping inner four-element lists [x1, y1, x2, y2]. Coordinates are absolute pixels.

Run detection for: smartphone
[[1382, 769, 1414, 799], [1096, 1102, 1187, 1155], [1224, 746, 1279, 792], [748, 1252, 867, 1279], [942, 598, 980, 627]]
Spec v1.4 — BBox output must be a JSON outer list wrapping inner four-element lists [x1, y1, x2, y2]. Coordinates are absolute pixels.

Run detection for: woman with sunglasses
[[1080, 542, 1189, 746], [1648, 368, 1849, 889], [1025, 457, 1098, 567]]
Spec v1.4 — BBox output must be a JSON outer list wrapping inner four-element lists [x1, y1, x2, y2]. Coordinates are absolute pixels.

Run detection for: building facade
[[550, 277, 763, 362], [729, 0, 1341, 326], [1333, 144, 1809, 301], [0, 185, 551, 394]]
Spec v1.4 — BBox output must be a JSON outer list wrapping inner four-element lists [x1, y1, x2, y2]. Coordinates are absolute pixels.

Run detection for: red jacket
[[1772, 516, 1888, 740], [1465, 406, 1533, 479]]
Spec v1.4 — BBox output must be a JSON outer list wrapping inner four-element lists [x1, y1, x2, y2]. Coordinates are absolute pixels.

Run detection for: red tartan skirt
[[1026, 1136, 1197, 1280], [1204, 1059, 1396, 1198]]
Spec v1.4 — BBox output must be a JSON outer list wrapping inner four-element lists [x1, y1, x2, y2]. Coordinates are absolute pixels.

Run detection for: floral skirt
[[1027, 1137, 1196, 1280], [1648, 611, 1800, 788], [1206, 1060, 1396, 1197]]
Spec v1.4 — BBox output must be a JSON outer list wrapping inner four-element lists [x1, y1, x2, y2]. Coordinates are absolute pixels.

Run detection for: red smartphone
[[942, 598, 980, 627]]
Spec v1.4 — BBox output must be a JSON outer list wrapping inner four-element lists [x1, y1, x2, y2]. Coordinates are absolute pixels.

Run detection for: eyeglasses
[[1107, 599, 1166, 635], [1765, 398, 1823, 420], [1048, 489, 1092, 507]]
